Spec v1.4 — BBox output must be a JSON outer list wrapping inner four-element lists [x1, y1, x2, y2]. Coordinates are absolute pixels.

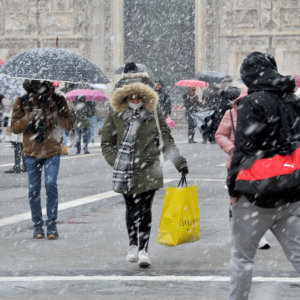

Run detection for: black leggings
[[123, 189, 156, 251]]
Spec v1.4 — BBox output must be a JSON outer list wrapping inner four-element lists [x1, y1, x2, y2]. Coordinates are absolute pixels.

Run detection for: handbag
[[166, 116, 175, 129], [157, 176, 200, 246]]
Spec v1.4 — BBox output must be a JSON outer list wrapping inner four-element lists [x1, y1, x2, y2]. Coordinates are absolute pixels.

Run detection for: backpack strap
[[153, 109, 164, 166], [230, 109, 236, 137]]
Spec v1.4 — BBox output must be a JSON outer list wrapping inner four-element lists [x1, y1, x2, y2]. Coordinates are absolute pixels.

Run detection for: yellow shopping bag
[[157, 176, 200, 246]]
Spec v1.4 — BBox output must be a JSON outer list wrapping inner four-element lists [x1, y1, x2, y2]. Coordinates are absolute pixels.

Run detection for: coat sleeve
[[11, 97, 30, 134], [158, 111, 187, 171], [215, 110, 235, 155], [101, 111, 118, 167]]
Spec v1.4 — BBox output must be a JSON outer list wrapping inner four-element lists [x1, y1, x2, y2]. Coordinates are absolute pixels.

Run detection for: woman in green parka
[[101, 62, 188, 268]]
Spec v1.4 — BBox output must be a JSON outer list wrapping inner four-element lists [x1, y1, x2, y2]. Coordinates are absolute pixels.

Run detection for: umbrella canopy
[[60, 82, 107, 94], [114, 63, 147, 74], [0, 58, 5, 66], [65, 89, 107, 102], [175, 79, 209, 88], [194, 71, 226, 84], [0, 47, 110, 84], [0, 74, 25, 100]]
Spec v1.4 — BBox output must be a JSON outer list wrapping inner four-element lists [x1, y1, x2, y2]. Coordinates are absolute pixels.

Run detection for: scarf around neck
[[112, 107, 149, 193]]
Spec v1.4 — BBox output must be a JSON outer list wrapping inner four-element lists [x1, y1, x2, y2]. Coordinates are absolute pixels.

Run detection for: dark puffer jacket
[[157, 88, 172, 117], [227, 52, 298, 208]]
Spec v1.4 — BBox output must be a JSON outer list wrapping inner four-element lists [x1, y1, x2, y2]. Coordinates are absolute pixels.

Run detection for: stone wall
[[0, 0, 299, 93], [196, 0, 300, 78]]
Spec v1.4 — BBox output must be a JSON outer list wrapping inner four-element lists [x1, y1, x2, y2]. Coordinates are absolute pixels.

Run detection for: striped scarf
[[112, 108, 147, 193]]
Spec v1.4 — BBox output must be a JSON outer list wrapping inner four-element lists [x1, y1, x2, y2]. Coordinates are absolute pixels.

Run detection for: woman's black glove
[[179, 166, 189, 176]]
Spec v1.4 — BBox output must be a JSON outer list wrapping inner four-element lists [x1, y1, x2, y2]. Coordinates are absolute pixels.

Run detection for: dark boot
[[5, 143, 21, 173], [47, 223, 59, 240], [189, 133, 197, 143], [4, 166, 20, 173]]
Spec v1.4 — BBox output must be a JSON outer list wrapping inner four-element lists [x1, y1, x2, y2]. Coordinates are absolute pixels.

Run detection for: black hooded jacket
[[227, 52, 298, 208]]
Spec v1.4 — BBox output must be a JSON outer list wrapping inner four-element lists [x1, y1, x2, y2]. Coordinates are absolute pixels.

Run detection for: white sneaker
[[258, 236, 271, 249], [126, 245, 139, 262], [138, 249, 151, 268]]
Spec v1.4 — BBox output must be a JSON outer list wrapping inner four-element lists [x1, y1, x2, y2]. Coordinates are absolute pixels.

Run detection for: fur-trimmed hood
[[110, 72, 158, 113]]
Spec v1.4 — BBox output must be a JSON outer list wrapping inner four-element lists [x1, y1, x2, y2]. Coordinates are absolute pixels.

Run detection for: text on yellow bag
[[157, 183, 200, 247]]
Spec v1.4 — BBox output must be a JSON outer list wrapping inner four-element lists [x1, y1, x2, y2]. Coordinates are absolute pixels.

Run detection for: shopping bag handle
[[178, 174, 187, 187]]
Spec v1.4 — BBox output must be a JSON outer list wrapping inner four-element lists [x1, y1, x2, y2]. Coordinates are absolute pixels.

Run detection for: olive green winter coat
[[101, 72, 187, 195]]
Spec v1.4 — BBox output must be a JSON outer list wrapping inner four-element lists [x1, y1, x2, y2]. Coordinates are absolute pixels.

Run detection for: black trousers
[[123, 189, 156, 251], [187, 117, 196, 141]]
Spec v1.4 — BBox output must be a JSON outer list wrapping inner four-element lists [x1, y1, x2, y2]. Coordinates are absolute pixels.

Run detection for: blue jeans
[[89, 116, 105, 143], [24, 155, 60, 227], [75, 128, 89, 153]]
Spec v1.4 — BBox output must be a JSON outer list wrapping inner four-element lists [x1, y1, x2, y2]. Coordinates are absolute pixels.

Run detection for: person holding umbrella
[[101, 62, 188, 268], [11, 80, 74, 239], [183, 87, 203, 143]]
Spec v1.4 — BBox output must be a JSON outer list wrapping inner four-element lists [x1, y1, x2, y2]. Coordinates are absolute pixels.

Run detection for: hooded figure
[[101, 62, 188, 268], [11, 79, 73, 240], [226, 52, 300, 300], [155, 80, 172, 117]]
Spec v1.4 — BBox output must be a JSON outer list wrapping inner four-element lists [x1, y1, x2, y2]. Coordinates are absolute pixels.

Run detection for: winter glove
[[179, 166, 189, 176]]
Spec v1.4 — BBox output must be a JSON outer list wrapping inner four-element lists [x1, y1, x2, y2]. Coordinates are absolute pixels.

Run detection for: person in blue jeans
[[11, 80, 73, 239], [24, 155, 60, 230]]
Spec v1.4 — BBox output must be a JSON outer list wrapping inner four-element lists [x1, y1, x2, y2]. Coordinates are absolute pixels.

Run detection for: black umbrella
[[114, 63, 147, 74], [0, 47, 110, 84], [194, 71, 226, 84]]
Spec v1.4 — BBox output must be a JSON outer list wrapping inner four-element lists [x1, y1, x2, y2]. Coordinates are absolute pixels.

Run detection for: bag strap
[[154, 109, 164, 165], [230, 109, 236, 137], [178, 174, 188, 187]]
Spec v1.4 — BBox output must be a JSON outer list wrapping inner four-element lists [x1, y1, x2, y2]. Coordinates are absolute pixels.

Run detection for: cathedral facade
[[0, 0, 299, 92]]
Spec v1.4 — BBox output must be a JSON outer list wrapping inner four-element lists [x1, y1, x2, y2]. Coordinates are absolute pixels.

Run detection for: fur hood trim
[[110, 72, 158, 113]]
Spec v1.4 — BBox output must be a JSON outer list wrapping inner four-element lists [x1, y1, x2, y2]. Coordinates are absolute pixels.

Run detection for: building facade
[[0, 0, 299, 96]]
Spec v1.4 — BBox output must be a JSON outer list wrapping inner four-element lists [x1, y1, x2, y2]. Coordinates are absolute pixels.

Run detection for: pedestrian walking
[[227, 52, 300, 299], [11, 79, 74, 239], [155, 80, 172, 117], [101, 62, 188, 268], [183, 87, 202, 143], [215, 88, 271, 250], [202, 76, 239, 143], [1, 96, 27, 173], [72, 96, 93, 154]]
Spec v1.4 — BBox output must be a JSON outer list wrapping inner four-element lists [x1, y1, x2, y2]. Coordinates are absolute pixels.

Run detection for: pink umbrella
[[292, 74, 300, 87], [175, 79, 209, 88], [65, 89, 107, 101]]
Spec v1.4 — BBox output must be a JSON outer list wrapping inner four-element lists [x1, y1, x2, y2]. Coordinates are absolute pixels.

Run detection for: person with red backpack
[[227, 52, 300, 300]]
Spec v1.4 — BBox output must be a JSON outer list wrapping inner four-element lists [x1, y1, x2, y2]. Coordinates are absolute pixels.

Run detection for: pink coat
[[215, 99, 238, 169]]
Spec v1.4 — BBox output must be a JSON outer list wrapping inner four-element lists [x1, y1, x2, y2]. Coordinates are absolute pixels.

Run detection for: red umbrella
[[0, 58, 5, 65], [175, 79, 209, 88], [66, 89, 107, 102], [292, 74, 300, 87]]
